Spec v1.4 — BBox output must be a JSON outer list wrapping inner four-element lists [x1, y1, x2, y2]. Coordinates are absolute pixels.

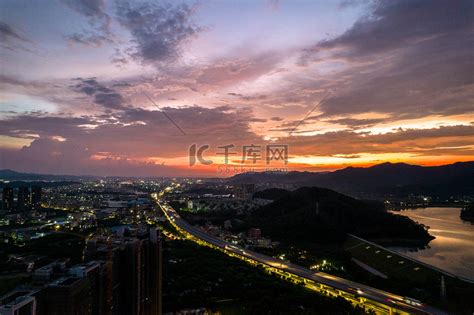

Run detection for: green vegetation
[[163, 239, 368, 314], [177, 187, 471, 312], [0, 221, 45, 231], [22, 233, 85, 263], [0, 233, 85, 274], [345, 235, 474, 314], [246, 187, 433, 246], [97, 217, 123, 227]]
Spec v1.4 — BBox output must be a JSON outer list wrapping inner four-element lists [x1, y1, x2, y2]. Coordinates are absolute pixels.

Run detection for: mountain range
[[2, 161, 473, 197], [229, 161, 474, 198], [0, 169, 91, 182]]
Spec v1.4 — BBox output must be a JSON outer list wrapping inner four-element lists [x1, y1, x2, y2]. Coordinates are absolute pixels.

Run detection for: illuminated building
[[17, 186, 30, 211], [2, 187, 14, 212], [30, 186, 42, 210]]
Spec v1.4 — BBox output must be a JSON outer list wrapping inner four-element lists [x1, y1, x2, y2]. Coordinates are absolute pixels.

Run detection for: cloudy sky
[[0, 0, 473, 176]]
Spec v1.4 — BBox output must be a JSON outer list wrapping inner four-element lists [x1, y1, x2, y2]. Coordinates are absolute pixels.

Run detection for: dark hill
[[460, 204, 474, 223], [247, 187, 433, 246], [253, 188, 290, 200]]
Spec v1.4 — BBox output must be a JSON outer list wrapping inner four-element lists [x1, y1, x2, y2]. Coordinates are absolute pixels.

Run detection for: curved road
[[158, 201, 447, 315]]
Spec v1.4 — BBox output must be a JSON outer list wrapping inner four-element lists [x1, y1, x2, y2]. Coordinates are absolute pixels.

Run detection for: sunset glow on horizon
[[1, 0, 473, 177]]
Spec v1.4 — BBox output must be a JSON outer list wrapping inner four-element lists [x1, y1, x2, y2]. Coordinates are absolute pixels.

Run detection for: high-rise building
[[37, 277, 90, 315], [140, 227, 162, 315], [84, 237, 121, 315], [0, 290, 37, 315], [30, 186, 42, 210], [234, 184, 255, 200], [2, 187, 14, 211], [1, 227, 162, 315], [248, 228, 262, 238], [84, 227, 162, 315], [69, 261, 111, 315], [122, 237, 142, 315], [32, 261, 67, 284], [17, 186, 30, 211], [1, 260, 114, 315]]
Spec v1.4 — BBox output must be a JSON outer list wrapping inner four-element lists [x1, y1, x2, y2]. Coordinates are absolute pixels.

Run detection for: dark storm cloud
[[0, 104, 262, 153], [66, 32, 113, 47], [0, 21, 33, 51], [71, 78, 126, 110], [298, 0, 474, 118], [319, 117, 386, 128], [112, 82, 132, 87], [0, 138, 191, 177], [0, 104, 265, 175], [368, 124, 474, 144], [303, 0, 473, 60], [61, 0, 108, 18], [248, 118, 267, 123], [61, 0, 113, 46], [94, 93, 125, 109], [0, 21, 29, 42], [115, 1, 202, 63], [1, 107, 472, 175], [0, 115, 92, 139], [72, 78, 111, 94], [286, 124, 474, 156], [331, 154, 361, 159], [0, 74, 36, 88], [228, 92, 267, 101], [272, 114, 385, 131]]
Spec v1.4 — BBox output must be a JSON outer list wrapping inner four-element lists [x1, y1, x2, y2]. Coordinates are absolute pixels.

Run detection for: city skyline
[[1, 0, 473, 176]]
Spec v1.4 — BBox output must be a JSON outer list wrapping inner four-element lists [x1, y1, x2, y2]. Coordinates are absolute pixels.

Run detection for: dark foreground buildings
[[0, 227, 162, 315], [17, 186, 31, 211], [234, 183, 255, 200], [1, 186, 42, 212], [30, 186, 42, 210], [1, 187, 14, 212], [84, 227, 163, 315]]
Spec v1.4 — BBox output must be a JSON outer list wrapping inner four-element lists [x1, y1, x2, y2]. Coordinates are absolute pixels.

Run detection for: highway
[[157, 200, 448, 315]]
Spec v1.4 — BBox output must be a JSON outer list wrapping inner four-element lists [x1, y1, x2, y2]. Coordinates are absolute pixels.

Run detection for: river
[[391, 207, 474, 281]]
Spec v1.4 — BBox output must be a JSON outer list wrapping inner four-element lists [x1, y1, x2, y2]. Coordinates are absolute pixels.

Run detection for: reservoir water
[[391, 207, 474, 281]]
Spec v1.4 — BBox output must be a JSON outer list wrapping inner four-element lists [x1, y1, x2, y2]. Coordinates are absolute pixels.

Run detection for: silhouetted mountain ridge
[[0, 169, 88, 181], [230, 162, 474, 197]]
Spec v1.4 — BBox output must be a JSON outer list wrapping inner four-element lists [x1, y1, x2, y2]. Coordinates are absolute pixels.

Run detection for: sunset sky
[[0, 0, 473, 176]]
